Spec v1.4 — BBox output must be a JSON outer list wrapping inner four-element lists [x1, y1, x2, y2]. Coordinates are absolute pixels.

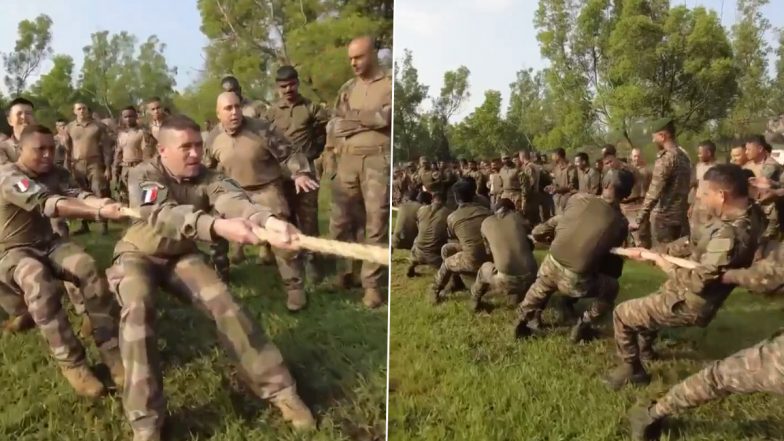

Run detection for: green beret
[[647, 117, 673, 134]]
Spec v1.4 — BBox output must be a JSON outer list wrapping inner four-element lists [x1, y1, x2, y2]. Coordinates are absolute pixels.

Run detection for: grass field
[[388, 249, 784, 441], [0, 184, 387, 441]]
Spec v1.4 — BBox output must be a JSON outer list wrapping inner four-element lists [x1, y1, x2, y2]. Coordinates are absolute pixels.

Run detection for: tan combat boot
[[101, 350, 125, 391], [60, 364, 105, 398], [270, 388, 316, 431], [362, 288, 384, 309], [2, 313, 34, 334], [286, 289, 308, 312]]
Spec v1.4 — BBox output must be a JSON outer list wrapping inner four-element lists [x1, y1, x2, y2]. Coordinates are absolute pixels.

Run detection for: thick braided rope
[[121, 208, 389, 266]]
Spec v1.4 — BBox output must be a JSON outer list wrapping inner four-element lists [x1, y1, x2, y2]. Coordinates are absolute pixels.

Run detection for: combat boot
[[335, 273, 355, 290], [2, 313, 34, 334], [73, 220, 90, 236], [628, 402, 663, 441], [569, 317, 598, 343], [60, 364, 105, 398], [551, 296, 578, 326], [79, 315, 93, 339], [269, 388, 316, 431], [363, 288, 384, 309], [287, 289, 308, 312], [469, 284, 488, 313], [133, 429, 161, 441], [603, 361, 651, 391], [305, 256, 324, 286], [229, 245, 246, 264], [405, 263, 417, 278], [639, 340, 659, 362], [514, 319, 536, 339], [101, 349, 125, 391]]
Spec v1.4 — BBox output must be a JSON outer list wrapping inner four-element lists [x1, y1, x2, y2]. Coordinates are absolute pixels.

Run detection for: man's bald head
[[216, 91, 243, 132], [348, 35, 378, 78]]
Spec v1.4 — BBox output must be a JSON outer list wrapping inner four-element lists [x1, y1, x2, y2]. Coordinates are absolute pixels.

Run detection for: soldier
[[514, 168, 634, 342], [488, 158, 503, 208], [729, 143, 748, 166], [628, 242, 784, 441], [575, 152, 601, 195], [431, 178, 492, 304], [205, 92, 318, 311], [406, 190, 450, 277], [54, 118, 69, 167], [0, 97, 34, 164], [465, 159, 488, 198], [329, 35, 392, 308], [630, 118, 691, 247], [65, 101, 113, 235], [113, 106, 153, 204], [605, 164, 761, 391], [499, 154, 528, 211], [263, 66, 330, 284], [470, 198, 537, 312], [689, 140, 718, 226], [0, 124, 126, 397], [392, 187, 422, 250], [519, 150, 542, 226], [743, 134, 783, 258], [107, 115, 314, 441], [221, 75, 267, 119], [145, 97, 167, 144], [546, 148, 577, 215], [623, 147, 654, 248]]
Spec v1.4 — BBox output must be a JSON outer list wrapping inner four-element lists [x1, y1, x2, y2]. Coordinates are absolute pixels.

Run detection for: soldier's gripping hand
[[262, 217, 302, 251], [98, 203, 129, 221], [293, 174, 320, 194], [213, 218, 262, 245]]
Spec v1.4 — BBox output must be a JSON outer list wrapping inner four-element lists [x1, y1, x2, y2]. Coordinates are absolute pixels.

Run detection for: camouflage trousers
[[106, 252, 296, 435], [472, 261, 535, 304], [518, 254, 619, 323], [0, 241, 119, 366], [613, 286, 723, 363], [433, 243, 483, 292], [329, 152, 389, 289], [622, 203, 652, 248], [553, 193, 573, 216], [651, 211, 689, 246], [408, 245, 442, 269], [211, 180, 303, 293], [651, 330, 784, 418], [283, 175, 320, 266], [500, 190, 524, 211]]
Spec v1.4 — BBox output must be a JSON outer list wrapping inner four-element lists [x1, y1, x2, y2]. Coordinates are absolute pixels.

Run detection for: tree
[[450, 90, 514, 159], [426, 66, 470, 159], [507, 68, 551, 150], [724, 0, 770, 136], [29, 55, 77, 126], [2, 14, 54, 95], [771, 29, 784, 114], [196, 0, 392, 104], [393, 49, 429, 161]]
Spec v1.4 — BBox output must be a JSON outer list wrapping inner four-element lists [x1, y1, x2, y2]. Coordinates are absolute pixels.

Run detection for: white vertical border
[[385, 6, 396, 440]]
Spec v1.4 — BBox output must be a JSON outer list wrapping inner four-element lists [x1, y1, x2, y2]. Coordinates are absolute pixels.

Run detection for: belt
[[243, 180, 279, 191], [338, 144, 388, 156]]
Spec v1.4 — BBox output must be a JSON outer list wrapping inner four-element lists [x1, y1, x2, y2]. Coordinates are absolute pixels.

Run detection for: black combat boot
[[628, 402, 663, 441], [603, 360, 651, 391]]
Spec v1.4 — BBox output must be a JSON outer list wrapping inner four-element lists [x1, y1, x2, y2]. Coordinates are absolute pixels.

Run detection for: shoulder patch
[[14, 178, 31, 193], [140, 181, 165, 205], [706, 237, 733, 253]]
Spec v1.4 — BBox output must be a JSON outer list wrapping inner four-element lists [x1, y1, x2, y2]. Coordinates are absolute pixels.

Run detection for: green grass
[[0, 182, 387, 441], [388, 249, 784, 441]]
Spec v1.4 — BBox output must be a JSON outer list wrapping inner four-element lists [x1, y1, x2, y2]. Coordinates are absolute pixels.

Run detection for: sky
[[395, 0, 784, 121], [0, 0, 207, 94]]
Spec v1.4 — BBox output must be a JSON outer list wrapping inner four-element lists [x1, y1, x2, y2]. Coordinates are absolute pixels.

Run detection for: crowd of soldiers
[[0, 35, 390, 441], [392, 116, 784, 440]]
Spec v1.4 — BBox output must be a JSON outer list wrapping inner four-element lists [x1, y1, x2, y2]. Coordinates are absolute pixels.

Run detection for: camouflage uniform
[[520, 161, 542, 226], [263, 96, 329, 279], [107, 159, 303, 437], [622, 163, 653, 248], [330, 68, 392, 301], [465, 168, 488, 197], [499, 164, 530, 212], [518, 194, 627, 325], [407, 200, 451, 274], [432, 201, 492, 297], [744, 156, 783, 257], [0, 163, 119, 372], [613, 205, 761, 368], [471, 209, 537, 307], [65, 119, 113, 234], [113, 126, 154, 204], [551, 161, 578, 215], [634, 146, 691, 246], [629, 244, 784, 432], [392, 200, 422, 250], [204, 117, 310, 308]]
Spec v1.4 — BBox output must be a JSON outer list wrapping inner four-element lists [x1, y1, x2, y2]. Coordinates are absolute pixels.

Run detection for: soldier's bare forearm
[[49, 198, 101, 220]]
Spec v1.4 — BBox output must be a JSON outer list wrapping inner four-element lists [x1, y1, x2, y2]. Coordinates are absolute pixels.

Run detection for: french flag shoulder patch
[[140, 182, 165, 205], [14, 178, 31, 193]]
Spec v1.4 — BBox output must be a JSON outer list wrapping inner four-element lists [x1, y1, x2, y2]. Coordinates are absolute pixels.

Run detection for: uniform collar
[[274, 95, 306, 109], [74, 119, 94, 128]]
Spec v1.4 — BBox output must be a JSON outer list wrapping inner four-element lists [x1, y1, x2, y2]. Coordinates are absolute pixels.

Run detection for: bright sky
[[0, 0, 207, 94], [395, 0, 784, 121]]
